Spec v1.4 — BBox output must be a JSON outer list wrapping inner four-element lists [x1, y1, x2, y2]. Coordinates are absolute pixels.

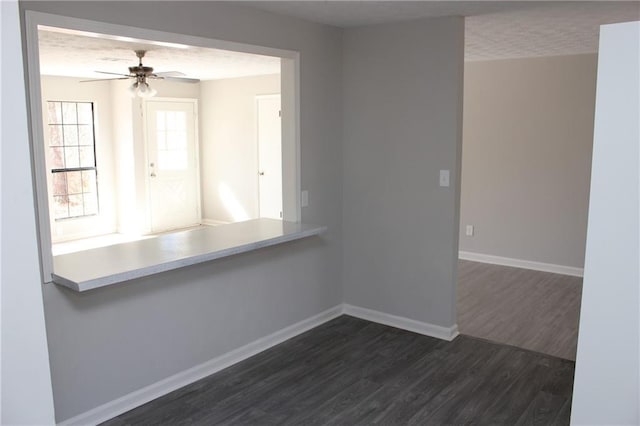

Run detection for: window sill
[[51, 219, 326, 292]]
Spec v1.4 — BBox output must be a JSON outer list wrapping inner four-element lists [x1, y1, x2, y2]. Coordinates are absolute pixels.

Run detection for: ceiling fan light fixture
[[137, 81, 157, 98], [128, 79, 157, 98], [127, 81, 139, 98]]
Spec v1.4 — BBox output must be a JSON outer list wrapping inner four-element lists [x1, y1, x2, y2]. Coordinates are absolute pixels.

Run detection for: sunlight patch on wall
[[219, 182, 250, 222]]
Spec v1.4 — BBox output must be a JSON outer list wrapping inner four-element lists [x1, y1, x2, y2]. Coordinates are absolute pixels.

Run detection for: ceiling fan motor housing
[[129, 65, 154, 76]]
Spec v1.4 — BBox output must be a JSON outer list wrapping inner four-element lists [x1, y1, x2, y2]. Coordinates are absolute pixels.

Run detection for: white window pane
[[52, 172, 67, 196], [81, 170, 97, 193], [63, 125, 78, 146], [77, 103, 93, 124], [176, 112, 186, 131], [156, 111, 165, 131], [79, 146, 95, 168], [47, 102, 62, 124], [156, 131, 167, 150], [53, 195, 69, 219], [166, 131, 186, 150], [67, 171, 82, 194], [78, 125, 93, 145], [64, 147, 79, 168], [50, 147, 65, 169], [49, 125, 63, 146], [68, 194, 84, 217], [62, 103, 77, 124], [166, 112, 176, 130]]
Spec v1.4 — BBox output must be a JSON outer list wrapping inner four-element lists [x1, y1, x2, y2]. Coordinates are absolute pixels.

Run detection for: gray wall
[[21, 1, 343, 421], [460, 54, 597, 268], [342, 17, 465, 327], [571, 21, 639, 425]]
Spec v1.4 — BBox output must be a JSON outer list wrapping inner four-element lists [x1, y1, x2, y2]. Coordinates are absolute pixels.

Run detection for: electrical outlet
[[439, 170, 450, 187], [466, 225, 474, 236], [301, 190, 309, 207]]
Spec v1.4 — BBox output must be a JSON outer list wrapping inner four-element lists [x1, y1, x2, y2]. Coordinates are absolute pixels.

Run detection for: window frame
[[24, 11, 301, 284]]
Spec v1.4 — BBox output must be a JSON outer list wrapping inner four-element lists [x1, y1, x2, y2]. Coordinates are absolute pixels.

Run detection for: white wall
[[110, 79, 139, 235], [342, 17, 464, 330], [199, 74, 280, 223], [460, 54, 597, 269], [1, 1, 56, 424], [571, 21, 640, 425], [40, 76, 118, 241], [20, 1, 343, 422], [145, 78, 200, 100]]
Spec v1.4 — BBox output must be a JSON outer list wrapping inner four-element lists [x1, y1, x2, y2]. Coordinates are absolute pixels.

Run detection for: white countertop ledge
[[52, 219, 327, 292]]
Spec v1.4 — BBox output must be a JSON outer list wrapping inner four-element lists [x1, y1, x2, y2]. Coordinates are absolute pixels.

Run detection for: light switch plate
[[466, 225, 474, 236], [439, 170, 450, 187], [301, 190, 309, 207]]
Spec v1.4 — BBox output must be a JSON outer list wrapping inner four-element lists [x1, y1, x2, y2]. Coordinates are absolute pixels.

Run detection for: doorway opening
[[457, 26, 596, 361]]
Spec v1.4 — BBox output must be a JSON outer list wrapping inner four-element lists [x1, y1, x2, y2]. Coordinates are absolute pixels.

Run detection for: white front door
[[257, 95, 282, 220], [145, 99, 200, 233]]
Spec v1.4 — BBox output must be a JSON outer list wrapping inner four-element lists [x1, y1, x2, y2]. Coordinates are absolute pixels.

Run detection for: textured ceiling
[[38, 27, 281, 80], [38, 1, 640, 78], [249, 1, 640, 60], [466, 1, 640, 60]]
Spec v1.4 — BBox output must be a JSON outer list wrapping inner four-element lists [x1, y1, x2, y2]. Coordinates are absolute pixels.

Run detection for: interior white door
[[145, 99, 200, 233], [257, 95, 283, 220]]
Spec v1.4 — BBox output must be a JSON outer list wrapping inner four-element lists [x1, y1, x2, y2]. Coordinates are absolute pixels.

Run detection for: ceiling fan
[[81, 50, 199, 98]]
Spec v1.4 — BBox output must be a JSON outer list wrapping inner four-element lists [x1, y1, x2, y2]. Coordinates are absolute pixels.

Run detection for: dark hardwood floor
[[101, 316, 574, 425], [457, 260, 582, 360]]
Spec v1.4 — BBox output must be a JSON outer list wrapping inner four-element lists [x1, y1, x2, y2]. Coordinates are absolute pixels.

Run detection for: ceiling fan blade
[[153, 75, 200, 84], [80, 77, 131, 83], [155, 71, 186, 77], [94, 70, 132, 77]]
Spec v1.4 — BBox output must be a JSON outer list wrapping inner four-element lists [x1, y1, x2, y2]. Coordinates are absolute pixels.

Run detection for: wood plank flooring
[[101, 315, 574, 426], [457, 260, 583, 360]]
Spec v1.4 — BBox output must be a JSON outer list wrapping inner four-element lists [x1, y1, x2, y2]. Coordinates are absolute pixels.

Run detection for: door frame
[[142, 97, 201, 233]]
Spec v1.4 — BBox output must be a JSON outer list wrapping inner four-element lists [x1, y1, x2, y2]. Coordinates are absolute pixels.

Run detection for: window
[[46, 101, 99, 219], [155, 110, 188, 170]]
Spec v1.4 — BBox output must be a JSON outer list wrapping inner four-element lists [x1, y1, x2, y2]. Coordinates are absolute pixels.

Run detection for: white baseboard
[[458, 251, 584, 277], [201, 218, 230, 227], [58, 305, 343, 426], [343, 304, 459, 341]]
